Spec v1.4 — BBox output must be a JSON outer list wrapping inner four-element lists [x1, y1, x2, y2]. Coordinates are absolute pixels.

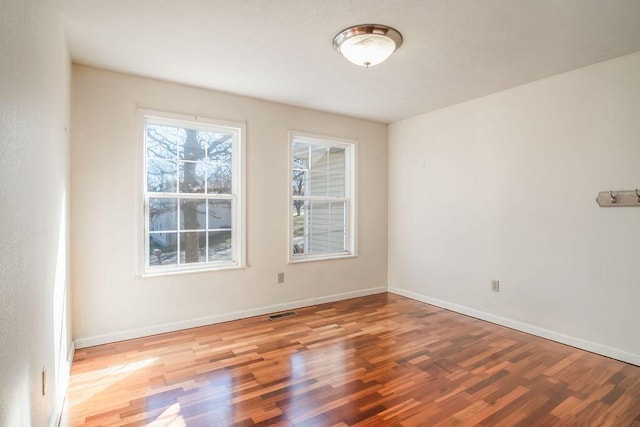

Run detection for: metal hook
[[610, 190, 617, 204]]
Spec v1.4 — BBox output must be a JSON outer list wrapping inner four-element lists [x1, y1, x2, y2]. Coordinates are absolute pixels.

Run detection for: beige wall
[[0, 0, 72, 425], [70, 65, 388, 346], [389, 52, 640, 365]]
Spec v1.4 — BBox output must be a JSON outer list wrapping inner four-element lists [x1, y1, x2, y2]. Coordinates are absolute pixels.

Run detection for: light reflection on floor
[[66, 357, 158, 408], [148, 402, 186, 427]]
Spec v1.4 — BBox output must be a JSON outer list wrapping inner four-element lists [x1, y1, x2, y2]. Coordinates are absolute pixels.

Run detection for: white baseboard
[[51, 341, 75, 427], [389, 287, 640, 366], [74, 286, 387, 349]]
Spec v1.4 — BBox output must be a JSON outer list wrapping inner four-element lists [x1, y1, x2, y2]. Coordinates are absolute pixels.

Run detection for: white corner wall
[[70, 65, 388, 347], [389, 52, 640, 365], [0, 0, 72, 425]]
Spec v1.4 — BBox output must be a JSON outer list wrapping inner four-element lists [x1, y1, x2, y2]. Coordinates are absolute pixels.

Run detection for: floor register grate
[[267, 311, 297, 320]]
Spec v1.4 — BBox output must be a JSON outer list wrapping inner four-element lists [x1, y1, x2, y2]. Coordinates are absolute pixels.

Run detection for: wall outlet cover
[[491, 280, 500, 292], [42, 366, 47, 396]]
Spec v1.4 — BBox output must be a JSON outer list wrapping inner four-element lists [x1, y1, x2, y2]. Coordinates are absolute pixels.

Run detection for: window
[[141, 111, 244, 275], [290, 132, 356, 261]]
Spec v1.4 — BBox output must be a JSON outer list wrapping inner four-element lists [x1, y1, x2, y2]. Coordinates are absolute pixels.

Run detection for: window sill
[[288, 253, 357, 264], [139, 263, 247, 279]]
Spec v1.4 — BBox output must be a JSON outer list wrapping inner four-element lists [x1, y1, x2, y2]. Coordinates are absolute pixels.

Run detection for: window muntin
[[143, 113, 243, 274], [290, 134, 355, 261]]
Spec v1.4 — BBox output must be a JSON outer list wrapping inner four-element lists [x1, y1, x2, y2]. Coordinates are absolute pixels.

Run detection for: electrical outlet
[[277, 272, 284, 284], [491, 280, 500, 292], [42, 366, 47, 396]]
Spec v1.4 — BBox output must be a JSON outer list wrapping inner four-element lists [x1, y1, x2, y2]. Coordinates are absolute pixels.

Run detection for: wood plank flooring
[[63, 293, 640, 426]]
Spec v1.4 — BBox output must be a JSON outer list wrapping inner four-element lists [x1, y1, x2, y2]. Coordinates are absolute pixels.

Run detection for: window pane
[[208, 200, 232, 230], [292, 201, 306, 254], [149, 198, 177, 231], [292, 170, 306, 196], [306, 147, 347, 197], [308, 201, 329, 253], [180, 232, 206, 264], [328, 147, 346, 197], [179, 161, 206, 193], [147, 160, 177, 193], [206, 134, 233, 161], [179, 129, 206, 161], [308, 146, 329, 196], [329, 202, 347, 252], [207, 161, 232, 194], [292, 143, 309, 169], [208, 230, 232, 262], [146, 124, 180, 159], [180, 199, 206, 230], [149, 232, 177, 266]]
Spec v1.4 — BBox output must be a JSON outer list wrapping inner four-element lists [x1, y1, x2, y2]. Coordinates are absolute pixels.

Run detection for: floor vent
[[267, 311, 297, 320]]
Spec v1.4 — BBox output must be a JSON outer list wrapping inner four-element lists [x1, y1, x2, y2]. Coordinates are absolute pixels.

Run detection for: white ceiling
[[60, 0, 640, 123]]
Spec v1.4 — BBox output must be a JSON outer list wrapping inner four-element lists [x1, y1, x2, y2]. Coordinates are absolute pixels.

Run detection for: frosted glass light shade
[[333, 24, 403, 67]]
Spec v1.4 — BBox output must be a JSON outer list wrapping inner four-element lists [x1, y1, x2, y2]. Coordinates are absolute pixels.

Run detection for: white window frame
[[138, 109, 246, 276], [288, 131, 357, 263]]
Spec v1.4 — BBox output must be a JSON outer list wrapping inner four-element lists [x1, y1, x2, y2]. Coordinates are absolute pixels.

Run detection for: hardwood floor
[[63, 293, 640, 426]]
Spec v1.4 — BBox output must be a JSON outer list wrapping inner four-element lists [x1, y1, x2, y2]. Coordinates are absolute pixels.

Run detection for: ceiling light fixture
[[333, 24, 403, 68]]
